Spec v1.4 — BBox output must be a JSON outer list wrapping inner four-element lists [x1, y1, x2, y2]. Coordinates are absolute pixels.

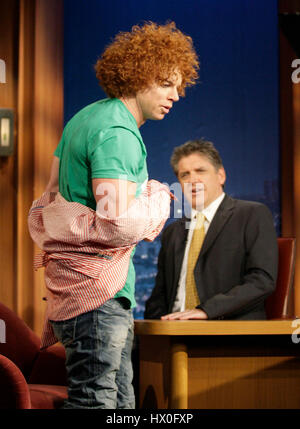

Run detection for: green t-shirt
[[54, 98, 148, 308]]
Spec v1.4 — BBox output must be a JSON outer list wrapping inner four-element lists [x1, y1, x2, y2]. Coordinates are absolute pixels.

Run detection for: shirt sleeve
[[89, 127, 145, 183]]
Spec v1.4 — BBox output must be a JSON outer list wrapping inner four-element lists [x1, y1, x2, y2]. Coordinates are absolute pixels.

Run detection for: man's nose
[[169, 87, 179, 102], [190, 172, 201, 183]]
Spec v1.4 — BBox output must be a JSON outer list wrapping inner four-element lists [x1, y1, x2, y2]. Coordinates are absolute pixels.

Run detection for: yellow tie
[[185, 212, 205, 309]]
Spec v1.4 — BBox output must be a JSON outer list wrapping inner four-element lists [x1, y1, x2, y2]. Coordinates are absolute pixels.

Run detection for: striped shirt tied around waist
[[28, 180, 171, 348]]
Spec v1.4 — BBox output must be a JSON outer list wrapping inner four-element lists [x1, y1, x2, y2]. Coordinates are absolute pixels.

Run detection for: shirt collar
[[191, 192, 225, 223]]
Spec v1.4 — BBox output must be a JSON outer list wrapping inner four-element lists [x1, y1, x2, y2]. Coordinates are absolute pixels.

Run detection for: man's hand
[[161, 309, 208, 320]]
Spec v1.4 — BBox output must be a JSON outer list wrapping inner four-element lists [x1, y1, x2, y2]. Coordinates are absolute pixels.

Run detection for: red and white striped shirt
[[28, 180, 171, 348]]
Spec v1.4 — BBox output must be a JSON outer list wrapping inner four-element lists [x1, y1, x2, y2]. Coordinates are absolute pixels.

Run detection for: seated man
[[145, 139, 278, 321]]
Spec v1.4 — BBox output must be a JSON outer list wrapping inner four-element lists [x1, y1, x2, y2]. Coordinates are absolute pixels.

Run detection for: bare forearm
[[45, 156, 59, 192]]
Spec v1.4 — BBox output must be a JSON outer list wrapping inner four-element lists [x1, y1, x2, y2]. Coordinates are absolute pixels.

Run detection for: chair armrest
[[0, 354, 31, 409], [29, 344, 67, 385]]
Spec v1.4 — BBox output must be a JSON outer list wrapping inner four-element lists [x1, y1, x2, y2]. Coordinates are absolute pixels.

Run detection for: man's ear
[[218, 167, 226, 186]]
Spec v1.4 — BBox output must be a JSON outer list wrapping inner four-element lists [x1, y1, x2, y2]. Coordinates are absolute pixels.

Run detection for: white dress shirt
[[172, 192, 225, 312]]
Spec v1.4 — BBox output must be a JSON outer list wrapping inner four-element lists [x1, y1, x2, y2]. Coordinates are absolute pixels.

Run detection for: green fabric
[[54, 98, 148, 308]]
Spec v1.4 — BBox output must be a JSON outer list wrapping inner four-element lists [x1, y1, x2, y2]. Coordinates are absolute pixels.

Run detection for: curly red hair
[[95, 21, 199, 98]]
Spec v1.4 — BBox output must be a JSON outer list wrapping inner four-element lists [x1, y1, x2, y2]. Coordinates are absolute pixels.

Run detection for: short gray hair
[[170, 139, 223, 176]]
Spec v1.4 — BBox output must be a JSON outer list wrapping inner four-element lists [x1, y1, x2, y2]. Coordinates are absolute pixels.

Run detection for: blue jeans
[[51, 298, 135, 409]]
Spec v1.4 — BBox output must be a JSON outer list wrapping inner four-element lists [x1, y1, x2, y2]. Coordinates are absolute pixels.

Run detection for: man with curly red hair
[[42, 21, 199, 409]]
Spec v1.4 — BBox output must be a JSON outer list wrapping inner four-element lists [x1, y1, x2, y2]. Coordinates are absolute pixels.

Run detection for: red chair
[[0, 301, 67, 409], [265, 237, 296, 319]]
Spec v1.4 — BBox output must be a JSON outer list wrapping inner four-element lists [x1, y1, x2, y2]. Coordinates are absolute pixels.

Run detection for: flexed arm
[[45, 156, 60, 193]]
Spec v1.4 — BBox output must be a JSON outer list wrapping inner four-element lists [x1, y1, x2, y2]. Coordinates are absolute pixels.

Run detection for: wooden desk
[[135, 320, 300, 409]]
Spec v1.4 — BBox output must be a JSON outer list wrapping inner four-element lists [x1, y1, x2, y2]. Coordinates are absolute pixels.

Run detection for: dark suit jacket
[[144, 194, 278, 320]]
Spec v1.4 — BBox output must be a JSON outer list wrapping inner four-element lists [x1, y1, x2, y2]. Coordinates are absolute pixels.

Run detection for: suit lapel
[[199, 194, 235, 258], [171, 196, 235, 293], [173, 218, 188, 287]]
